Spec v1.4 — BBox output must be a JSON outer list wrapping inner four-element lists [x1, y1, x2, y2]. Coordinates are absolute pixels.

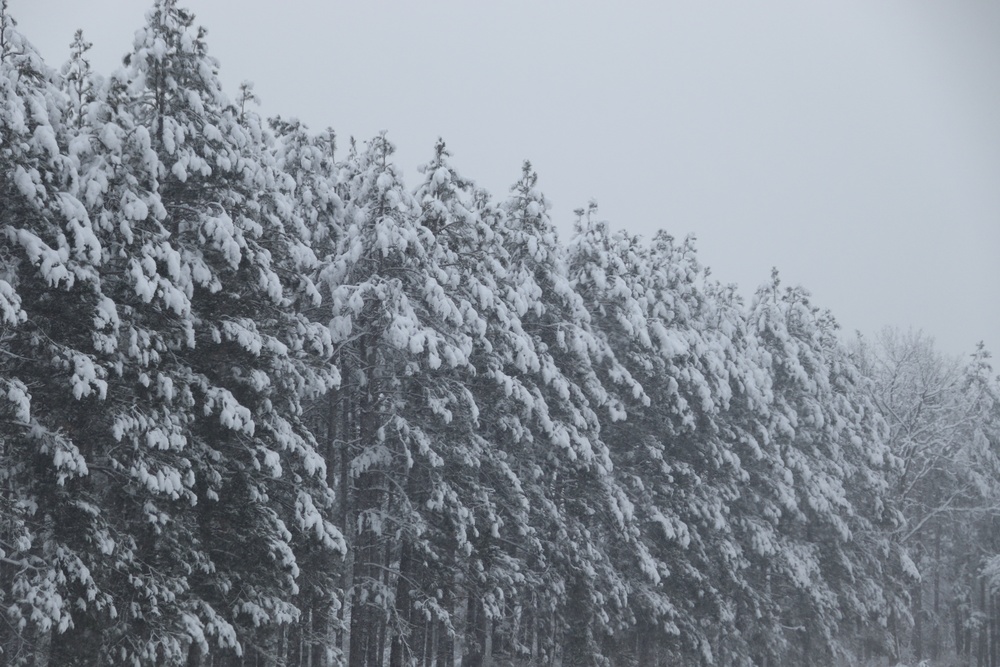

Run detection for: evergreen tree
[[269, 116, 349, 665], [409, 140, 535, 667], [0, 7, 118, 663], [746, 273, 904, 665], [583, 226, 764, 665], [0, 3, 979, 664], [44, 1, 346, 662], [322, 134, 488, 667], [60, 29, 94, 131], [498, 165, 632, 667]]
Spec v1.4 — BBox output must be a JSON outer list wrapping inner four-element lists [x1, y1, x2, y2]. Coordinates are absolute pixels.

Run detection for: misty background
[[16, 0, 1000, 357]]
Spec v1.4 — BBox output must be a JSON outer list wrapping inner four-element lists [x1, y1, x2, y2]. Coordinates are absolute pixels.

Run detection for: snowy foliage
[[2, 3, 992, 666]]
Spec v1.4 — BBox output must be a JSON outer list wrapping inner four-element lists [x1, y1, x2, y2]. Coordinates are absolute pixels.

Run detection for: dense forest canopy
[[1, 2, 998, 666]]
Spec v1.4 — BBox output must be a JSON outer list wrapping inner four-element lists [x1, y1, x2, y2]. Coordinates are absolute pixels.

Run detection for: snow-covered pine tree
[[236, 96, 348, 667], [409, 140, 537, 667], [691, 277, 795, 666], [566, 207, 689, 664], [322, 134, 489, 667], [54, 2, 345, 662], [60, 29, 95, 132], [0, 7, 120, 664], [0, 3, 937, 664], [270, 117, 342, 282], [498, 164, 632, 667], [570, 221, 767, 665], [268, 115, 350, 665], [746, 272, 903, 665]]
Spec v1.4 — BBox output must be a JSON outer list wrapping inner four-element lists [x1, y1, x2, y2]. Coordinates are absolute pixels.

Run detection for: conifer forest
[[1, 2, 999, 666]]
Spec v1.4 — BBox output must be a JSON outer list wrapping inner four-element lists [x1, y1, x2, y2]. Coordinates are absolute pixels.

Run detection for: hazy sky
[[13, 0, 1000, 359]]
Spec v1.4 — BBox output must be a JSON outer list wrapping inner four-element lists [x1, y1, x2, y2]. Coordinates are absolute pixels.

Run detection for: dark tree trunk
[[389, 540, 414, 667], [933, 522, 942, 662], [562, 577, 593, 667], [637, 622, 657, 667], [914, 581, 924, 663], [986, 593, 997, 667], [980, 577, 988, 667], [956, 598, 966, 658]]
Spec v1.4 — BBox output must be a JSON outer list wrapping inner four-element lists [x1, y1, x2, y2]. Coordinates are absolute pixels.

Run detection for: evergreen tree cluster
[[0, 3, 997, 666]]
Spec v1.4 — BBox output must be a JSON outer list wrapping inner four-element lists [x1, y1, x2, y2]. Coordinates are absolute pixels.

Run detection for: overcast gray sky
[[14, 0, 1000, 359]]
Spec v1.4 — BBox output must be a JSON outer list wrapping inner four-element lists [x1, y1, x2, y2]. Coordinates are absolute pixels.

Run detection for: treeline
[[0, 2, 997, 666]]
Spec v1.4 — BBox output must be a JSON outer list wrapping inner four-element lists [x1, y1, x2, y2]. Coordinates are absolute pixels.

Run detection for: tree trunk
[[980, 577, 988, 667], [280, 624, 290, 667], [482, 617, 493, 667], [453, 585, 467, 667], [377, 543, 391, 667], [306, 607, 315, 667], [349, 334, 388, 667], [933, 522, 941, 662], [348, 472, 379, 667], [968, 616, 975, 667], [888, 607, 900, 665], [637, 623, 657, 667], [956, 598, 966, 658], [33, 628, 52, 667], [338, 389, 354, 660], [389, 540, 414, 667], [435, 617, 444, 667], [530, 604, 539, 664], [986, 593, 997, 667], [423, 617, 433, 666], [563, 577, 593, 667], [914, 581, 924, 663]]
